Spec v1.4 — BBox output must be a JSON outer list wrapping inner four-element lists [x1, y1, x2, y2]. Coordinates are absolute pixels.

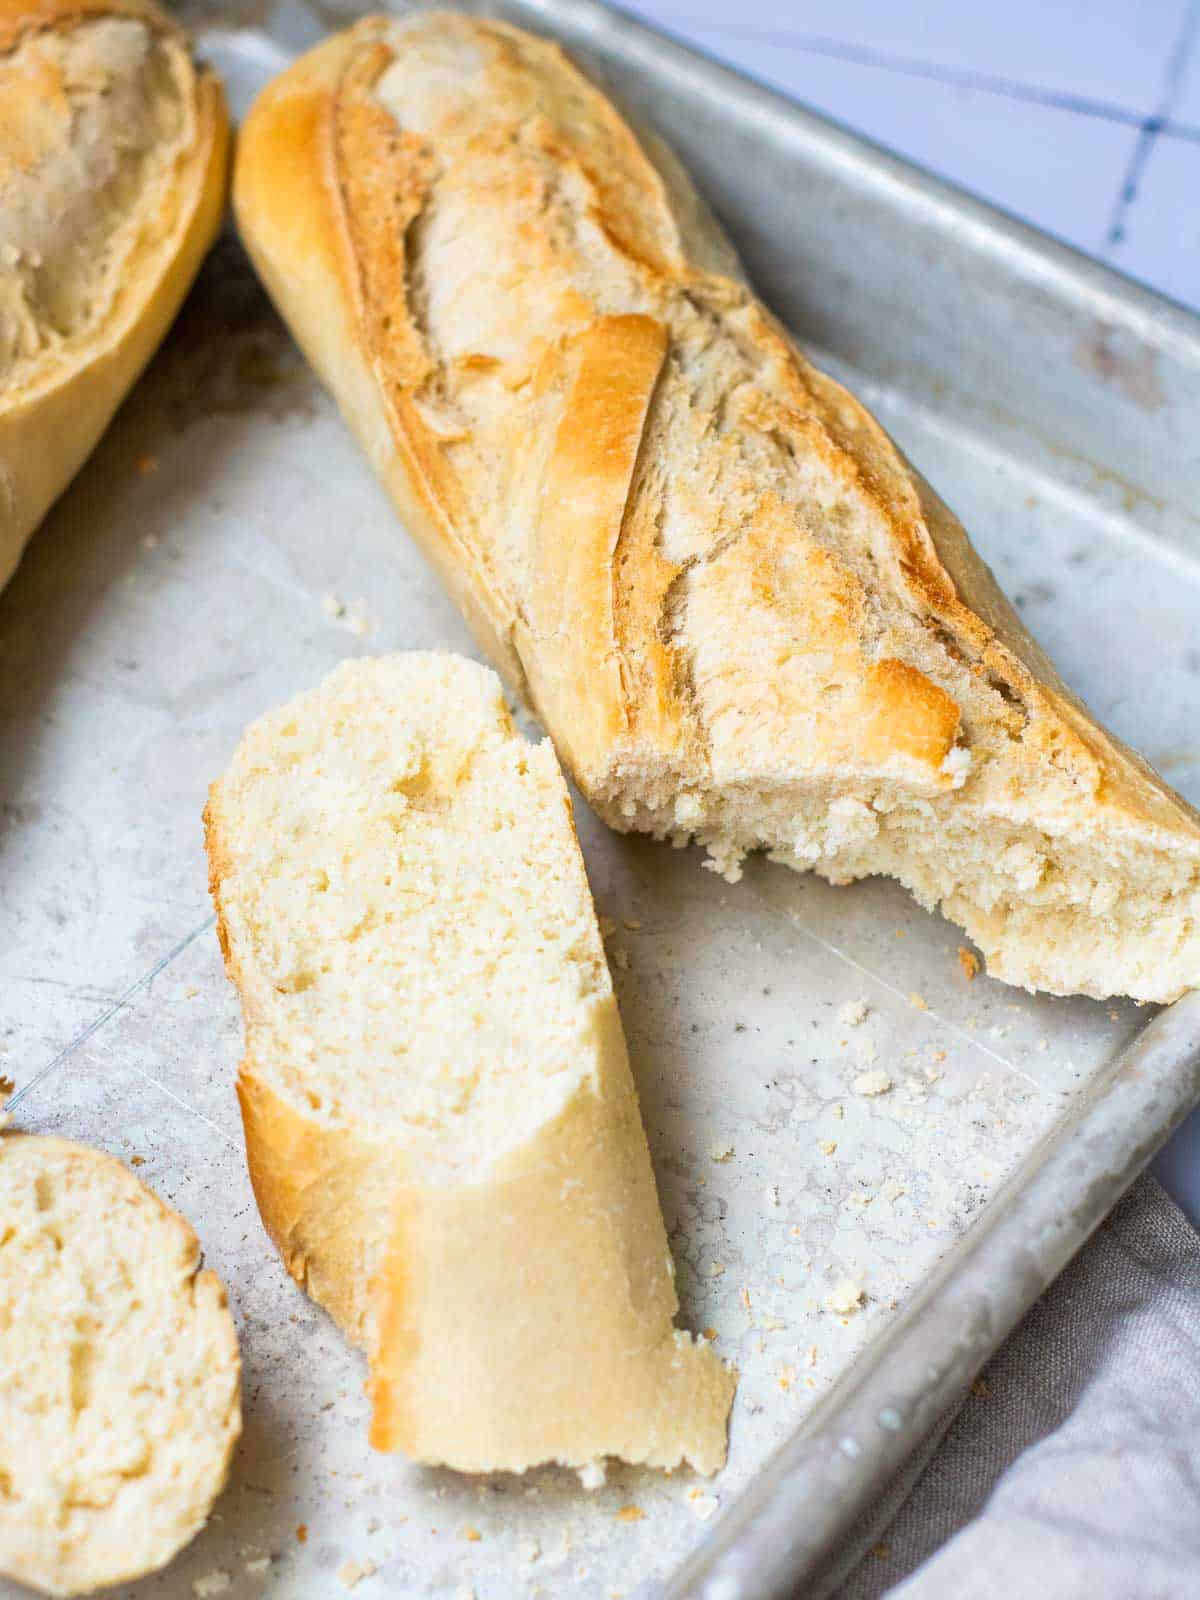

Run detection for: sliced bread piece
[[204, 652, 734, 1475], [0, 1132, 241, 1598], [232, 12, 1200, 1002]]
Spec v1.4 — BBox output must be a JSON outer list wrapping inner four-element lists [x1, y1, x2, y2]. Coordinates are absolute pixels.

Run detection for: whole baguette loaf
[[233, 11, 1200, 1003], [0, 0, 228, 590], [0, 1131, 241, 1599], [205, 652, 734, 1475]]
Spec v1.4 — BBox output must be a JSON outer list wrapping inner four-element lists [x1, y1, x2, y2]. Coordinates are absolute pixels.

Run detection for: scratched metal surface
[[3, 2, 1200, 1597]]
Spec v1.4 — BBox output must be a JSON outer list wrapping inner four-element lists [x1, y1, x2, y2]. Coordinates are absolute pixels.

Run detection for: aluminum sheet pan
[[4, 3, 1200, 1598]]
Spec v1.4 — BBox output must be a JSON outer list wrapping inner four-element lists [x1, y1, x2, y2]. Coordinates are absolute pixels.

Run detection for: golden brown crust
[[0, 0, 229, 588], [233, 13, 1200, 999]]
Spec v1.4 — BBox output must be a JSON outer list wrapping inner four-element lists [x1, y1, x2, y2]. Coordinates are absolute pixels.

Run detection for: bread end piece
[[206, 652, 734, 1475], [0, 1132, 241, 1598]]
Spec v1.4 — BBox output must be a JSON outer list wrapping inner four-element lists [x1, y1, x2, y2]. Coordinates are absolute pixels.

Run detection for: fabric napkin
[[837, 1176, 1200, 1599]]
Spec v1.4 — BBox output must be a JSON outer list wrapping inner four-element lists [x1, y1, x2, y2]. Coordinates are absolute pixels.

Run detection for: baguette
[[232, 12, 1200, 1003], [0, 1132, 241, 1598], [204, 652, 734, 1475], [0, 0, 229, 591]]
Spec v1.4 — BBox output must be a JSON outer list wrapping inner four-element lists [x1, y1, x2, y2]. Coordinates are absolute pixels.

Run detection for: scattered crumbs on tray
[[1037, 1037, 1050, 1052], [708, 1139, 734, 1162], [702, 1326, 717, 1341], [578, 1461, 606, 1491], [738, 1285, 752, 1312], [763, 1183, 780, 1208], [336, 1568, 377, 1593], [805, 1344, 819, 1368], [0, 1075, 15, 1098], [365, 1518, 382, 1535], [598, 915, 617, 938], [616, 1506, 645, 1524], [853, 1070, 892, 1097], [972, 1376, 991, 1398], [686, 1490, 719, 1521], [879, 1178, 907, 1204], [777, 1364, 796, 1393], [519, 1538, 541, 1566], [129, 1154, 145, 1167], [818, 1140, 838, 1156], [957, 946, 981, 981], [838, 999, 869, 1027], [192, 1574, 231, 1598], [611, 946, 630, 971], [346, 600, 377, 637], [244, 1556, 271, 1576], [831, 1102, 844, 1120], [622, 917, 642, 930], [461, 1526, 482, 1542], [184, 984, 200, 999], [909, 992, 928, 1010], [826, 1279, 865, 1315], [295, 1525, 308, 1545], [708, 1261, 726, 1278], [322, 591, 346, 618]]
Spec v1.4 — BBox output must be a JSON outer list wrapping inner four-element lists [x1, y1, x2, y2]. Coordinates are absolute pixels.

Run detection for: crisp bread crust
[[231, 13, 1200, 1001]]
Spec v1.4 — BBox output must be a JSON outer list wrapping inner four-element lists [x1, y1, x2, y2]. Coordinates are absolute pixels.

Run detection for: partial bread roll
[[0, 0, 228, 590], [204, 653, 734, 1475], [0, 1132, 241, 1598], [233, 11, 1200, 1003]]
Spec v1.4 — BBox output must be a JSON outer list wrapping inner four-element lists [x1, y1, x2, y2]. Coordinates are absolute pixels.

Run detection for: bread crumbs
[[616, 1506, 645, 1523], [909, 992, 928, 1010], [708, 1140, 735, 1162], [818, 1139, 838, 1156], [826, 1279, 865, 1315], [192, 1575, 231, 1598], [598, 916, 617, 939], [853, 1070, 892, 1097], [957, 947, 981, 981], [687, 1491, 719, 1521], [838, 999, 869, 1027], [295, 1525, 308, 1544], [578, 1461, 606, 1490], [337, 1559, 377, 1589], [462, 1527, 482, 1542]]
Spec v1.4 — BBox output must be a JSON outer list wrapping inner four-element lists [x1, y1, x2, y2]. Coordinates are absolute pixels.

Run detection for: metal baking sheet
[[4, 2, 1200, 1597]]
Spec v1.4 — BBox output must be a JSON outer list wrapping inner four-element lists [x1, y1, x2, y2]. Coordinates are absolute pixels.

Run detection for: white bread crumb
[[578, 1461, 606, 1491], [853, 1070, 893, 1097], [826, 1279, 865, 1315], [838, 1000, 869, 1026]]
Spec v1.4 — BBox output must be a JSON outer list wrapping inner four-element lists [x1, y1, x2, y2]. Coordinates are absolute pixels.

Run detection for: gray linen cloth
[[837, 1176, 1200, 1599]]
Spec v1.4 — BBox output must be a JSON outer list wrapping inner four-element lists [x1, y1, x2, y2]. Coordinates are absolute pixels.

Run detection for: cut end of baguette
[[0, 1134, 241, 1599], [605, 771, 1200, 1004], [210, 652, 606, 1169], [207, 652, 734, 1475]]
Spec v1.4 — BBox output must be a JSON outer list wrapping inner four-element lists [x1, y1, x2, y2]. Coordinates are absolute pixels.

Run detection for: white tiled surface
[[629, 0, 1200, 312], [628, 0, 1200, 1219]]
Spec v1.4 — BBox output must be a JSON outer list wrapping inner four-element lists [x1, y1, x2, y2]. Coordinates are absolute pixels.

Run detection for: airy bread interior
[[215, 654, 610, 1168], [0, 16, 194, 398], [0, 1134, 240, 1599]]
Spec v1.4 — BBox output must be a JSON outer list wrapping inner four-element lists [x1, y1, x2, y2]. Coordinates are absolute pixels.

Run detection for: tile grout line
[[1104, 0, 1200, 248], [6, 913, 218, 1114], [668, 20, 1158, 128]]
